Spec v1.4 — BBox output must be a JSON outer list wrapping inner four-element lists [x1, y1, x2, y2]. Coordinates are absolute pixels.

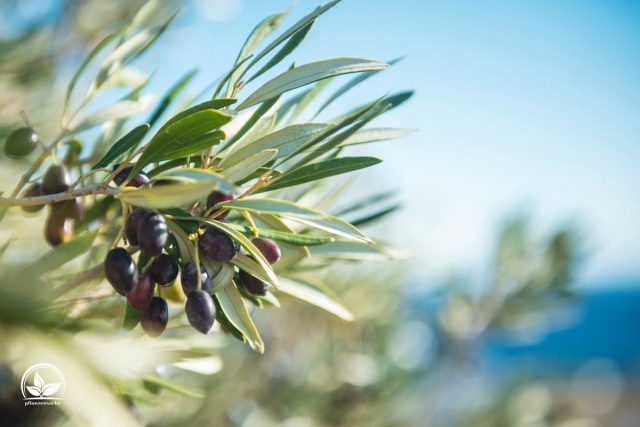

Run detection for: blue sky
[[149, 0, 639, 288], [8, 0, 640, 287]]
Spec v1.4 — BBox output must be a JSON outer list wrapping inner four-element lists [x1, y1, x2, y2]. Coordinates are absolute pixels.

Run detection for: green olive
[[41, 164, 71, 195], [3, 127, 39, 159]]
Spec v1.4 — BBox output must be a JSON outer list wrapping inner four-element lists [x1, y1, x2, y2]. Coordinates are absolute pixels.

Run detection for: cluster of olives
[[104, 190, 282, 337]]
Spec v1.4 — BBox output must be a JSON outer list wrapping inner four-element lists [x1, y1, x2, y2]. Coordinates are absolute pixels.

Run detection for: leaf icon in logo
[[34, 371, 44, 389], [26, 385, 42, 397], [41, 383, 61, 397]]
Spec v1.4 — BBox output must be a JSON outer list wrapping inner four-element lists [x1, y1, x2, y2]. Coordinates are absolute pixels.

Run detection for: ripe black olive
[[251, 237, 281, 265], [125, 207, 150, 246], [4, 127, 39, 159], [198, 228, 237, 262], [185, 290, 216, 334], [127, 272, 154, 311], [137, 213, 167, 257], [112, 165, 149, 188], [205, 191, 235, 219], [141, 296, 168, 337], [180, 262, 211, 294], [20, 183, 43, 213], [41, 164, 71, 195], [149, 254, 179, 286], [104, 247, 138, 294], [238, 270, 268, 296]]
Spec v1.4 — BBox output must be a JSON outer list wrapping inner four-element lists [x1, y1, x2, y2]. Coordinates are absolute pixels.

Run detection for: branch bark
[[0, 184, 119, 207]]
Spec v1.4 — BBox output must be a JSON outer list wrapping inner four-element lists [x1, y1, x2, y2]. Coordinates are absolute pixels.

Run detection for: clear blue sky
[[146, 0, 639, 288]]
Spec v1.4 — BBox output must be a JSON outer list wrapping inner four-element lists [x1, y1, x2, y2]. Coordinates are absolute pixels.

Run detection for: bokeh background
[[1, 1, 638, 426]]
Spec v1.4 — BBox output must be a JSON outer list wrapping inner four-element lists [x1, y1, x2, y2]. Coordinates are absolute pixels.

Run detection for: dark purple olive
[[137, 213, 167, 257], [198, 228, 237, 262], [180, 262, 211, 294], [127, 273, 154, 311], [104, 247, 138, 294], [185, 290, 215, 334], [125, 207, 150, 246], [41, 164, 71, 195], [149, 254, 179, 286], [251, 237, 281, 265], [205, 191, 235, 219], [44, 214, 73, 247], [52, 198, 83, 220], [238, 270, 268, 296], [112, 165, 149, 188], [4, 127, 38, 158], [20, 183, 43, 213], [141, 296, 168, 337]]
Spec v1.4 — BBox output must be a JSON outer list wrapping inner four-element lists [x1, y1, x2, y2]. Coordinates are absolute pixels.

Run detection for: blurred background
[[0, 1, 638, 426]]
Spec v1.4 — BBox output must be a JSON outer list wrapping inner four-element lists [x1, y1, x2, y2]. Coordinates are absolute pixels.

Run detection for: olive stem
[[0, 184, 119, 208]]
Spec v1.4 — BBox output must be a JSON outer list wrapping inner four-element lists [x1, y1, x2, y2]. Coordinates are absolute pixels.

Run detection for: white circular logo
[[20, 363, 65, 405]]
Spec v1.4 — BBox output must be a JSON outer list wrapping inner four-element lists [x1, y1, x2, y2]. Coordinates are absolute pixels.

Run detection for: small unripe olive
[[149, 254, 179, 286], [137, 213, 168, 257], [238, 270, 268, 296], [44, 213, 73, 246], [141, 296, 168, 337], [198, 228, 238, 262], [41, 164, 71, 195], [205, 191, 235, 219], [127, 273, 154, 311], [251, 237, 281, 265], [185, 290, 216, 334], [4, 127, 39, 159], [125, 208, 150, 246], [104, 247, 138, 294], [20, 183, 43, 213]]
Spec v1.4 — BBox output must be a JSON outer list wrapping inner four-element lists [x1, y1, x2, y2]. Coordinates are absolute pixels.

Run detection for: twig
[[0, 184, 119, 207]]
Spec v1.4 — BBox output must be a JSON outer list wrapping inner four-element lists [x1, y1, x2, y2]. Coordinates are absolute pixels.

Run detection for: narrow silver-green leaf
[[21, 232, 97, 277], [216, 284, 265, 353], [262, 156, 381, 192], [278, 277, 354, 321], [142, 376, 205, 398], [222, 149, 277, 183], [226, 223, 335, 246], [92, 124, 150, 169], [116, 181, 214, 209], [156, 130, 225, 161], [238, 58, 388, 110], [147, 69, 198, 128], [222, 123, 331, 168], [340, 127, 415, 146], [219, 198, 371, 243]]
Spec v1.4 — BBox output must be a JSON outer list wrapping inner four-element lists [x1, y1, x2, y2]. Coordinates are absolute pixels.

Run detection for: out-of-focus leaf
[[147, 69, 198, 128], [262, 156, 381, 192], [350, 204, 401, 227], [92, 124, 150, 169], [237, 58, 388, 110], [340, 127, 415, 147], [309, 241, 399, 260], [142, 376, 205, 398], [222, 149, 277, 183], [21, 232, 97, 277], [122, 303, 140, 331], [220, 198, 371, 243], [173, 356, 223, 375], [63, 28, 123, 119], [226, 223, 335, 246], [247, 21, 314, 83], [154, 168, 234, 192], [216, 284, 264, 353], [278, 277, 353, 321], [70, 94, 156, 132], [116, 182, 214, 209], [222, 123, 331, 168], [222, 113, 277, 165], [334, 190, 396, 216]]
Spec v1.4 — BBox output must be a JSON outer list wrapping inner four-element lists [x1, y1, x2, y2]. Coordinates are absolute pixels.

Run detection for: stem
[[0, 184, 119, 208]]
